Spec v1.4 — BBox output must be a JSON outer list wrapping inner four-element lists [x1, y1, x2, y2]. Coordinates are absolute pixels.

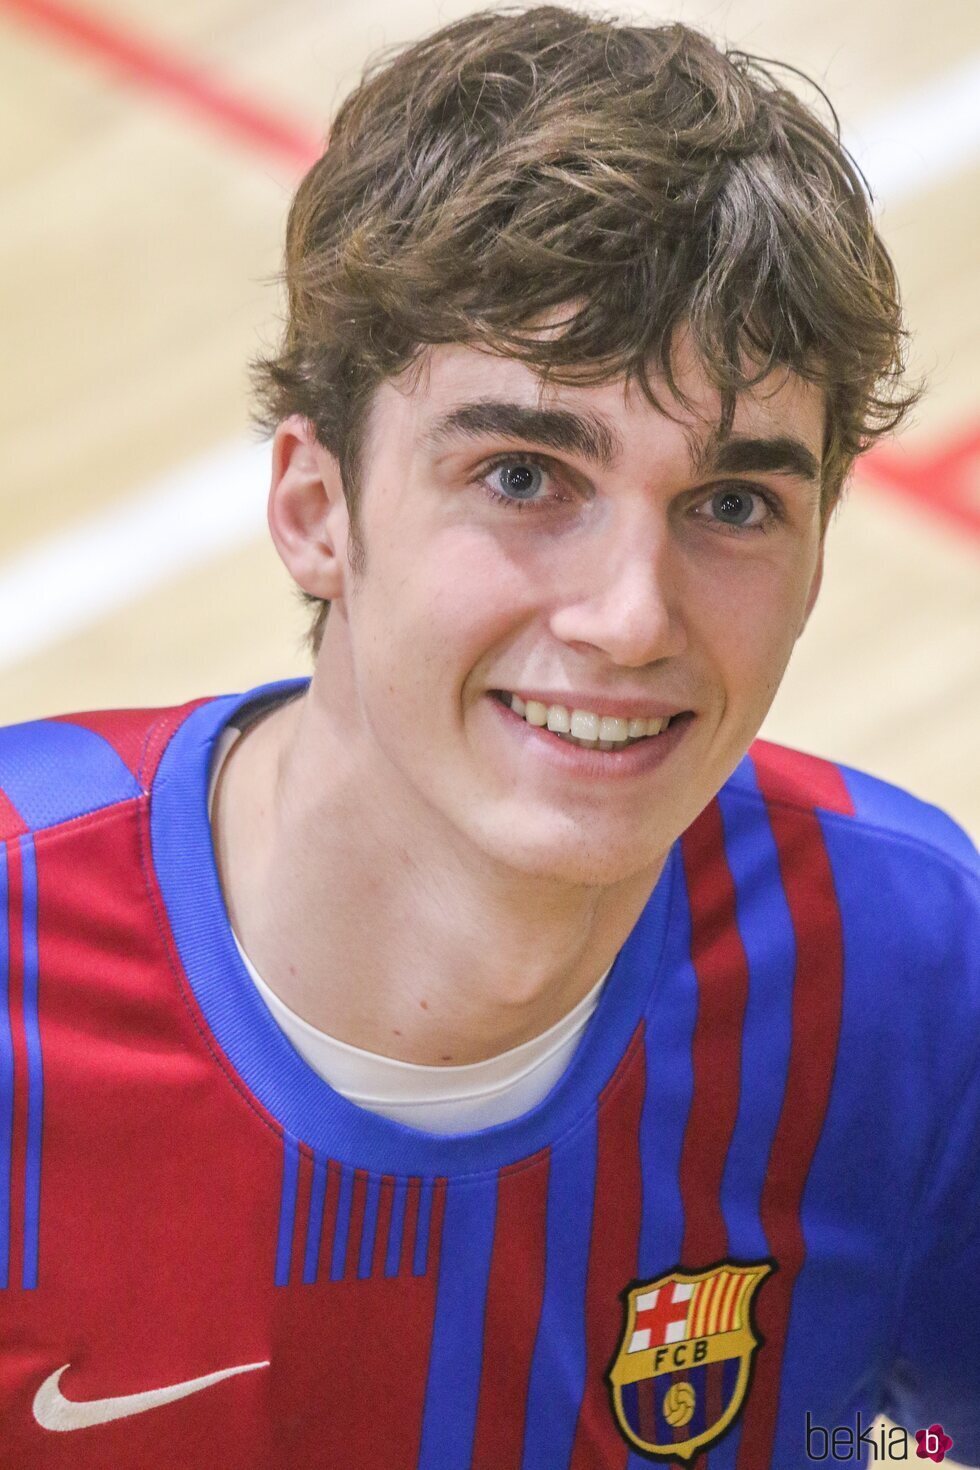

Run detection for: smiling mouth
[[492, 691, 688, 751]]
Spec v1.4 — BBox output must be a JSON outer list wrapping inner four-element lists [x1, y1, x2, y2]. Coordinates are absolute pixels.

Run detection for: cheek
[[695, 562, 806, 700], [361, 533, 529, 714]]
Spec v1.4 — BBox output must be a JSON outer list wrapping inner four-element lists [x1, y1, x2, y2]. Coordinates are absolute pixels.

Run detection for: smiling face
[[275, 334, 826, 889]]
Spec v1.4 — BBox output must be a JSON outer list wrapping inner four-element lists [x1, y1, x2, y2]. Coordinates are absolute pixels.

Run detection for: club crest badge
[[606, 1259, 774, 1462]]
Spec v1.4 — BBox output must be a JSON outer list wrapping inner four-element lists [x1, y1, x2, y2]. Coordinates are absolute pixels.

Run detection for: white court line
[[844, 52, 980, 205], [1, 439, 270, 669], [4, 52, 980, 675]]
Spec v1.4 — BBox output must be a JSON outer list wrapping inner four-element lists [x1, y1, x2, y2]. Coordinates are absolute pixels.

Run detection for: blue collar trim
[[150, 680, 676, 1175]]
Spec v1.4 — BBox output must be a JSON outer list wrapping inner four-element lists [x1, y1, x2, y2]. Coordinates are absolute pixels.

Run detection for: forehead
[[378, 330, 826, 466]]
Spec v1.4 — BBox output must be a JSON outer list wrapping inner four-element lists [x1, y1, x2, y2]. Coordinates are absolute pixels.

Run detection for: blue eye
[[490, 461, 544, 502], [711, 489, 757, 524], [699, 486, 780, 533]]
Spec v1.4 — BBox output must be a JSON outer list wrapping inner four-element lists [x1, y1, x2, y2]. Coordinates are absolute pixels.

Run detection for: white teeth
[[598, 716, 629, 743], [570, 709, 600, 741], [502, 692, 675, 747]]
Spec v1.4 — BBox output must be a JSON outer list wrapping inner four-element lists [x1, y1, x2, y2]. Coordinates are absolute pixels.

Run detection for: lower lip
[[485, 695, 694, 780]]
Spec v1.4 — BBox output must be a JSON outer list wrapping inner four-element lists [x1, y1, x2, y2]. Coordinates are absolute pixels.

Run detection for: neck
[[212, 688, 667, 1066]]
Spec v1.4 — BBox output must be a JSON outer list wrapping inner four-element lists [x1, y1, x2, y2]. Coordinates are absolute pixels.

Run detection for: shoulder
[[0, 697, 213, 843], [710, 740, 977, 996], [713, 739, 978, 1054], [0, 678, 309, 845], [727, 737, 978, 883]]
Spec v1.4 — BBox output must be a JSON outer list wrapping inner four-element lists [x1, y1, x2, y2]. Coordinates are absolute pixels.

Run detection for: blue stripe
[[331, 1163, 354, 1280], [635, 870, 696, 1286], [0, 845, 10, 1290], [413, 1177, 435, 1277], [358, 1174, 382, 1279], [716, 780, 796, 1265], [19, 837, 41, 1290], [416, 1176, 498, 1470], [522, 1112, 598, 1470], [275, 1134, 299, 1286], [303, 1152, 328, 1284], [0, 722, 141, 831], [385, 1176, 407, 1277]]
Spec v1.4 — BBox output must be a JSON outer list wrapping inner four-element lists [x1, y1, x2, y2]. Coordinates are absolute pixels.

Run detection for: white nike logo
[[33, 1359, 270, 1431]]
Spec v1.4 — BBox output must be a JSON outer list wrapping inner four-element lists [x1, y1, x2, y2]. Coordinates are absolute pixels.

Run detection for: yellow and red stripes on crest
[[687, 1267, 754, 1339]]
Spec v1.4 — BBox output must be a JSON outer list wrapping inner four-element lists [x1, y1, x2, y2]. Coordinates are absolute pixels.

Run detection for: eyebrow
[[694, 430, 822, 485], [422, 400, 622, 467], [422, 397, 821, 485]]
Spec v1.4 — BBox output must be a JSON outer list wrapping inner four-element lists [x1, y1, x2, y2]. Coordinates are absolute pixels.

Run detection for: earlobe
[[267, 415, 351, 602]]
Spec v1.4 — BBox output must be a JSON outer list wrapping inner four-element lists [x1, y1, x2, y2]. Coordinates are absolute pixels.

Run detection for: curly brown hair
[[252, 5, 920, 655]]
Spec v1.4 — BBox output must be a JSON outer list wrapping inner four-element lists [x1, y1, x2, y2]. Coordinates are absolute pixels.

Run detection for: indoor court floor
[[0, 0, 977, 1459]]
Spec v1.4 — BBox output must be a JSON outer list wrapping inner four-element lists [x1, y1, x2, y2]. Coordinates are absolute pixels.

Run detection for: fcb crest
[[606, 1259, 774, 1462]]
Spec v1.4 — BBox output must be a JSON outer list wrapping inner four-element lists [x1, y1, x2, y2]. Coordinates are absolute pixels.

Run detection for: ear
[[267, 415, 352, 602], [797, 538, 825, 640]]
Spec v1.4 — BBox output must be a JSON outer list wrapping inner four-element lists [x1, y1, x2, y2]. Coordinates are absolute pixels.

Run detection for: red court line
[[860, 424, 980, 542], [3, 0, 979, 548], [0, 0, 322, 169]]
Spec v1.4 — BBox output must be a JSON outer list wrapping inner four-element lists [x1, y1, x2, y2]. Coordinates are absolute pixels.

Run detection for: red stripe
[[317, 1158, 341, 1282], [749, 741, 854, 818], [720, 1269, 741, 1332], [138, 698, 214, 786], [399, 1177, 422, 1277], [0, 0, 321, 168], [0, 790, 28, 842], [706, 1358, 726, 1437], [295, 1177, 445, 1465], [862, 424, 980, 541], [47, 697, 214, 788], [371, 1175, 395, 1279], [703, 1278, 726, 1431], [700, 1271, 721, 1334], [636, 1376, 657, 1445], [344, 1168, 369, 1280], [678, 799, 750, 1266], [470, 1148, 550, 1470], [5, 841, 27, 1289], [426, 1178, 448, 1279], [568, 1029, 647, 1470], [734, 767, 845, 1470]]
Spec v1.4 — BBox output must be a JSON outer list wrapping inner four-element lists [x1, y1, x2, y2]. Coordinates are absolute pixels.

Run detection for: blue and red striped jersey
[[1, 678, 978, 1469]]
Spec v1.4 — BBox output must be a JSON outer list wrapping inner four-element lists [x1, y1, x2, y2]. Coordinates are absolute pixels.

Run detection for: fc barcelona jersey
[[1, 678, 978, 1469]]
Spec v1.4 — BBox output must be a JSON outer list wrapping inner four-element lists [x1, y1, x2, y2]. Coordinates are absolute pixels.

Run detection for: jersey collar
[[150, 679, 677, 1175]]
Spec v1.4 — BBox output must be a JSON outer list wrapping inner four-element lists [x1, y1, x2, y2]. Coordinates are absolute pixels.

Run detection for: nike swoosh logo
[[33, 1359, 270, 1431]]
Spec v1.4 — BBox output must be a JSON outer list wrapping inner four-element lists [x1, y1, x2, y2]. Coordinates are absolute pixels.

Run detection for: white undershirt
[[208, 724, 607, 1133]]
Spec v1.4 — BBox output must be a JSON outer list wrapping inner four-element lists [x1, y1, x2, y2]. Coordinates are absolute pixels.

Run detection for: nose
[[548, 520, 688, 667]]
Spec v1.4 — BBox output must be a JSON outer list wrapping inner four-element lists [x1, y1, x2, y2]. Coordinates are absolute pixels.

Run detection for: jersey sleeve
[[880, 846, 980, 1456]]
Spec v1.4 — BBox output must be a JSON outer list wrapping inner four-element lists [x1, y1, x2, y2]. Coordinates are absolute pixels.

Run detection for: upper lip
[[495, 689, 690, 720]]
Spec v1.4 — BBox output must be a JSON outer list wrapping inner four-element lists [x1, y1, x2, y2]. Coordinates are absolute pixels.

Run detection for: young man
[[2, 8, 978, 1468]]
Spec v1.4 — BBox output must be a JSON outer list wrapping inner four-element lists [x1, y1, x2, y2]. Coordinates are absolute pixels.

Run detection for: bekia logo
[[914, 1425, 954, 1463], [805, 1412, 954, 1462]]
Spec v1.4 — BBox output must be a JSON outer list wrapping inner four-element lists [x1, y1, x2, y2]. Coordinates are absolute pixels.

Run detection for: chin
[[480, 824, 665, 889]]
